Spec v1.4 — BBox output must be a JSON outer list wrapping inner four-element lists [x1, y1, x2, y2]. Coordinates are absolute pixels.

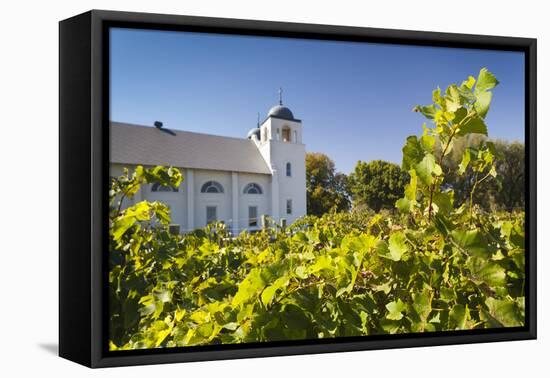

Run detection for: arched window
[[282, 126, 291, 142], [201, 181, 224, 193], [286, 162, 292, 177], [151, 182, 178, 192], [243, 183, 263, 195]]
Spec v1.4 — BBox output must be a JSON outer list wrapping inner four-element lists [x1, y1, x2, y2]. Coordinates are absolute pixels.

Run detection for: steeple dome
[[267, 105, 295, 120], [267, 87, 295, 120]]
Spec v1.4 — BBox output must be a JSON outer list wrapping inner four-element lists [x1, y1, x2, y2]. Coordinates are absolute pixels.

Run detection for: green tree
[[305, 152, 350, 216], [441, 137, 524, 211], [490, 141, 525, 211], [349, 160, 408, 212]]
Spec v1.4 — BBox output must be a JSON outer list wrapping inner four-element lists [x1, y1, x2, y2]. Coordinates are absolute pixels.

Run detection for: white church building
[[110, 99, 306, 234]]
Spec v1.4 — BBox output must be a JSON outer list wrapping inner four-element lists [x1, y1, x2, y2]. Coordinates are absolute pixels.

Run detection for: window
[[282, 126, 291, 142], [293, 130, 298, 143], [201, 181, 224, 193], [243, 183, 263, 194], [276, 128, 280, 141], [286, 162, 292, 177], [151, 182, 178, 192], [206, 206, 217, 224], [248, 206, 258, 227], [286, 199, 292, 215]]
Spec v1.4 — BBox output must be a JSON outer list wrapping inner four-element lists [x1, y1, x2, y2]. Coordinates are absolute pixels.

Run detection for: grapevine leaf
[[451, 107, 468, 125], [458, 148, 471, 175], [432, 191, 454, 215], [395, 197, 412, 213], [232, 269, 266, 307], [484, 298, 522, 327], [261, 276, 290, 307], [445, 84, 463, 112], [450, 304, 470, 330], [467, 257, 507, 286], [451, 229, 492, 259], [420, 134, 436, 153], [474, 67, 499, 95], [402, 136, 425, 171], [461, 75, 476, 90], [432, 87, 444, 108], [387, 232, 409, 261], [112, 216, 136, 241], [474, 90, 493, 119], [456, 116, 488, 136], [433, 213, 454, 236], [386, 299, 407, 320], [415, 153, 442, 186], [413, 104, 437, 119], [412, 288, 433, 323]]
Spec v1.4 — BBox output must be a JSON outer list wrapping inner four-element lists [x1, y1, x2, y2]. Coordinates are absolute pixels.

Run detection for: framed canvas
[[59, 10, 537, 368]]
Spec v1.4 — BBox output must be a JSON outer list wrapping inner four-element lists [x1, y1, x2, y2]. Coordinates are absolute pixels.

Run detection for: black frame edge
[[526, 38, 537, 339], [59, 11, 93, 367], [58, 9, 537, 368]]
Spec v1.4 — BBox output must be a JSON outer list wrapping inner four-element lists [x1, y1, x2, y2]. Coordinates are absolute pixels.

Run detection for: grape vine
[[109, 68, 525, 350]]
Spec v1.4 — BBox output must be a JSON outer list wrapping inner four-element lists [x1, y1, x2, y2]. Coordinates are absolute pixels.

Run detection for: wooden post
[[169, 224, 180, 235]]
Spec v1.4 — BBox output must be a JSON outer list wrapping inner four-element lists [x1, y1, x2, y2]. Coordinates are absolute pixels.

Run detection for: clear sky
[[110, 28, 525, 174]]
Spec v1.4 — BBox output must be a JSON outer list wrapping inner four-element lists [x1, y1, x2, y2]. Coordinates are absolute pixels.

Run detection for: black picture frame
[[59, 9, 537, 368]]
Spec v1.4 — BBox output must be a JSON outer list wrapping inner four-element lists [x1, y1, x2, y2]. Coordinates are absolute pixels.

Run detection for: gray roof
[[110, 122, 272, 175], [268, 105, 295, 120]]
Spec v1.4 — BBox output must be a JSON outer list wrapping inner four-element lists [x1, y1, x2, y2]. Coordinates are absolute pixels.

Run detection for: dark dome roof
[[247, 127, 261, 139], [267, 105, 295, 120]]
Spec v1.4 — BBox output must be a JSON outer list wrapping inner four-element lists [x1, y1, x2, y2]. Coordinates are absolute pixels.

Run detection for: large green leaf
[[261, 276, 290, 307], [432, 191, 454, 215], [451, 229, 493, 259], [475, 68, 499, 95], [484, 297, 522, 327], [232, 269, 266, 307], [412, 288, 433, 323], [414, 153, 442, 186], [456, 116, 488, 136], [387, 232, 409, 261], [413, 104, 437, 119], [449, 304, 470, 330], [458, 148, 471, 175], [467, 257, 507, 287], [112, 216, 136, 241], [474, 90, 493, 119], [386, 299, 407, 321], [402, 136, 425, 171]]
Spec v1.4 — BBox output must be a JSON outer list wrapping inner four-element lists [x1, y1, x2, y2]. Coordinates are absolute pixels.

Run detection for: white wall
[[111, 164, 272, 232], [238, 172, 272, 232], [258, 116, 307, 224], [270, 139, 307, 224], [2, 1, 546, 378]]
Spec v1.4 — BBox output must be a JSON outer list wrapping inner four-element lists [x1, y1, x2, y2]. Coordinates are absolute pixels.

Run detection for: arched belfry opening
[[282, 126, 291, 142]]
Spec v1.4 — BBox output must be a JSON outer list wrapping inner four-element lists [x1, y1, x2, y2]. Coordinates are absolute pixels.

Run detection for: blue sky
[[110, 28, 525, 174]]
